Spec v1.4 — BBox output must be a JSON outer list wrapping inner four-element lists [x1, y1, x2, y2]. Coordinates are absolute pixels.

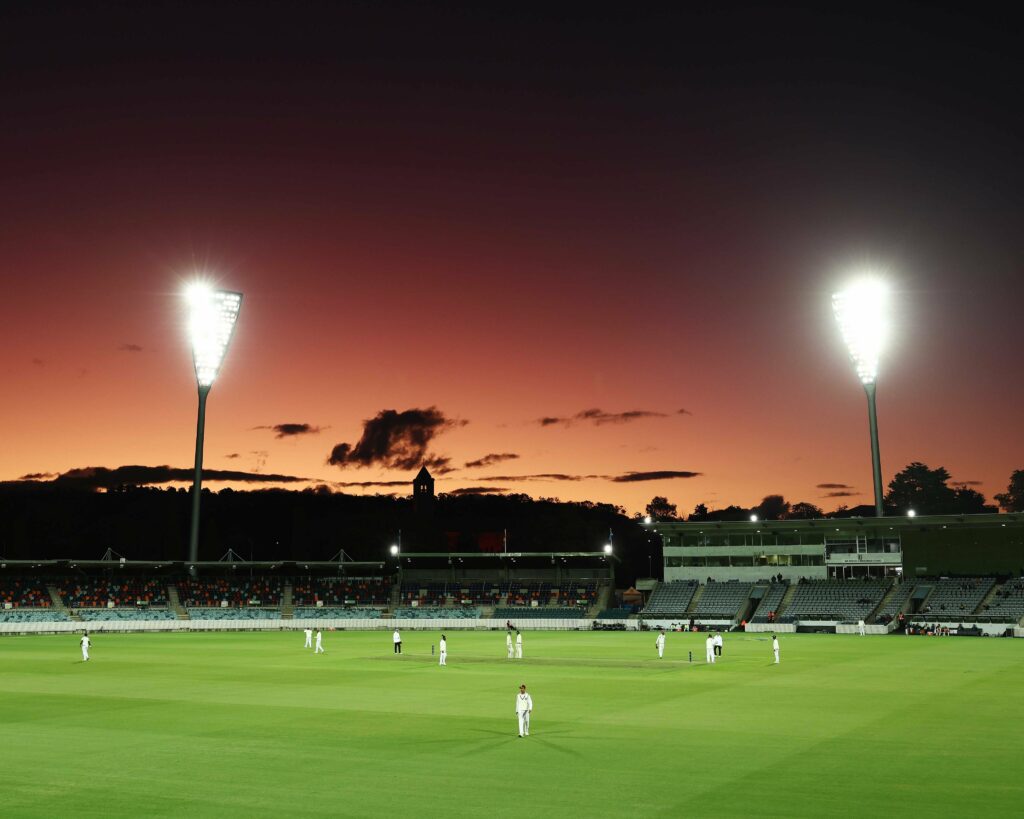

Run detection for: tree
[[787, 501, 824, 519], [754, 494, 790, 520], [884, 462, 956, 515], [688, 503, 710, 521], [645, 496, 678, 521], [951, 487, 992, 514], [995, 470, 1024, 512]]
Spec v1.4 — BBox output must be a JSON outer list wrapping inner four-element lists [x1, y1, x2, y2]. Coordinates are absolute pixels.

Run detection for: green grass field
[[2, 629, 1022, 817]]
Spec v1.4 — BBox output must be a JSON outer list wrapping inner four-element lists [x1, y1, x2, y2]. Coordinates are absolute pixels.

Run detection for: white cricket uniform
[[304, 628, 313, 648], [705, 636, 715, 664], [506, 634, 514, 659], [315, 631, 324, 654], [515, 692, 533, 737], [439, 638, 447, 666], [656, 633, 665, 658], [80, 635, 90, 662], [515, 633, 523, 659], [713, 634, 723, 656], [858, 620, 866, 636], [773, 637, 780, 664], [393, 630, 402, 654]]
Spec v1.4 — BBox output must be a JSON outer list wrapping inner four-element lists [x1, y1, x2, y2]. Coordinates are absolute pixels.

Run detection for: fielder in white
[[713, 632, 723, 658], [439, 634, 447, 666], [80, 632, 90, 662], [772, 634, 780, 664], [506, 631, 514, 659], [314, 629, 325, 654], [515, 630, 523, 659], [858, 619, 866, 636], [655, 629, 666, 659], [705, 634, 715, 664], [393, 629, 402, 654], [304, 627, 313, 648], [515, 684, 533, 737]]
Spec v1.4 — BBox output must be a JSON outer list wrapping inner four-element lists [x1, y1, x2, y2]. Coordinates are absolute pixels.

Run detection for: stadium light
[[185, 283, 243, 573], [603, 543, 613, 555], [389, 544, 399, 556], [833, 277, 890, 517], [643, 515, 652, 525], [907, 509, 916, 518], [750, 514, 758, 522]]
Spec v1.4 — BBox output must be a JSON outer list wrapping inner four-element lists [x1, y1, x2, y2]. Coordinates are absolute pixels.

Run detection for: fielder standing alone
[[80, 631, 91, 662], [515, 684, 533, 737], [439, 634, 447, 666], [655, 629, 666, 659], [772, 634, 780, 664]]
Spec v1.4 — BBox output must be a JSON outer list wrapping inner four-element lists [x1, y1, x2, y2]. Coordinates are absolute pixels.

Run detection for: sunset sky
[[1, 3, 1021, 514]]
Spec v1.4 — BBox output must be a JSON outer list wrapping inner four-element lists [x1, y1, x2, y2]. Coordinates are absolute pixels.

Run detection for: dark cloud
[[677, 408, 692, 416], [464, 452, 519, 469], [18, 471, 58, 480], [447, 486, 508, 496], [224, 453, 240, 459], [251, 451, 269, 472], [538, 408, 667, 427], [19, 465, 308, 490], [423, 455, 457, 475], [953, 480, 984, 486], [611, 471, 702, 483], [334, 480, 411, 488], [823, 490, 860, 498], [118, 343, 143, 353], [327, 407, 466, 470], [478, 473, 600, 483], [254, 423, 323, 438], [817, 482, 854, 489]]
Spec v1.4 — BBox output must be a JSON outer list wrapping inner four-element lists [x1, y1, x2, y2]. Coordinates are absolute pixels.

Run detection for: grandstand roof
[[646, 512, 1022, 535]]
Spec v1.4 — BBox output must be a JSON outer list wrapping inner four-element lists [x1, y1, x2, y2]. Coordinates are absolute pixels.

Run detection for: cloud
[[254, 423, 323, 438], [822, 490, 859, 498], [327, 407, 466, 470], [118, 343, 143, 353], [537, 408, 667, 427], [224, 453, 240, 459], [478, 473, 599, 483], [31, 358, 45, 367], [447, 486, 508, 496], [817, 483, 854, 489], [953, 480, 983, 486], [464, 453, 519, 469], [251, 451, 269, 472], [18, 471, 58, 480], [334, 479, 411, 488], [677, 408, 692, 416], [19, 465, 308, 490], [611, 471, 702, 482], [423, 455, 457, 475]]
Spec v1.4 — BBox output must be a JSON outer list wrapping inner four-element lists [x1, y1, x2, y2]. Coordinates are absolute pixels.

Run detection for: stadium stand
[[292, 578, 389, 607], [692, 580, 754, 619], [186, 607, 282, 620], [596, 608, 632, 619], [79, 608, 177, 621], [782, 578, 889, 623], [918, 577, 996, 621], [0, 577, 53, 608], [750, 581, 789, 623], [393, 606, 481, 619], [494, 605, 586, 619], [641, 580, 698, 616], [979, 578, 1024, 622], [55, 577, 168, 608], [179, 576, 283, 607], [292, 607, 383, 619], [0, 609, 70, 622], [872, 580, 917, 623]]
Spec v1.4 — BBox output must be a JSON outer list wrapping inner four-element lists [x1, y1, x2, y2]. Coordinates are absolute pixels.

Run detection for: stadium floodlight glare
[[750, 514, 758, 522], [603, 543, 613, 555], [643, 515, 653, 525], [833, 277, 890, 518], [390, 544, 400, 556], [184, 282, 243, 573], [907, 509, 916, 518]]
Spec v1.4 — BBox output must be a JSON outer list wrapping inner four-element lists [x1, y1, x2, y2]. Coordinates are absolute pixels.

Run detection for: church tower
[[413, 466, 434, 513]]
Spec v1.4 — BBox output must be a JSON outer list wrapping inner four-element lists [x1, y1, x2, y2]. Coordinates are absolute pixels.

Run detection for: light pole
[[833, 278, 890, 517], [185, 284, 242, 572]]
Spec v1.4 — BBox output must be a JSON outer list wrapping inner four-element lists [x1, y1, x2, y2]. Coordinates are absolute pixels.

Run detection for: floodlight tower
[[832, 278, 890, 517], [185, 284, 243, 572]]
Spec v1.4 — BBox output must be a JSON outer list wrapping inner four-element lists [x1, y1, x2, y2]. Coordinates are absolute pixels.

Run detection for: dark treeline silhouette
[[0, 485, 659, 584]]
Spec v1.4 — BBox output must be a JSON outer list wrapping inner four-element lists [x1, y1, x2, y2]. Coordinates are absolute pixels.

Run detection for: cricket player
[[515, 630, 523, 659], [393, 629, 402, 654], [304, 627, 313, 648], [705, 634, 715, 664], [506, 630, 514, 659], [858, 619, 866, 636], [713, 632, 723, 657], [655, 629, 666, 658], [80, 632, 90, 662], [772, 634, 780, 664], [515, 684, 533, 737], [314, 629, 325, 654], [439, 634, 447, 666]]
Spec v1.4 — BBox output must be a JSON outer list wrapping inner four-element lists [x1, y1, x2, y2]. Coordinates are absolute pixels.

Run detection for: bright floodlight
[[603, 543, 613, 554], [907, 509, 916, 518], [643, 515, 652, 525], [187, 284, 243, 387], [750, 514, 758, 522], [390, 544, 399, 556], [832, 278, 890, 385]]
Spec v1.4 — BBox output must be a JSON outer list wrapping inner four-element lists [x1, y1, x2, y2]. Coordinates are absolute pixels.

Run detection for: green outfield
[[1, 630, 1021, 817]]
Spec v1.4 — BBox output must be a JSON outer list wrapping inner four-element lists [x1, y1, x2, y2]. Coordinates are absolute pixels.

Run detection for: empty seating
[[750, 581, 789, 623], [179, 576, 282, 607], [55, 577, 168, 608], [693, 581, 754, 619], [918, 577, 995, 620], [393, 606, 481, 619], [642, 581, 698, 616], [0, 609, 69, 622], [292, 577, 389, 607], [78, 608, 176, 621], [784, 578, 888, 623], [979, 578, 1024, 622], [186, 607, 282, 620], [0, 577, 52, 608], [493, 606, 586, 619], [293, 607, 383, 619]]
